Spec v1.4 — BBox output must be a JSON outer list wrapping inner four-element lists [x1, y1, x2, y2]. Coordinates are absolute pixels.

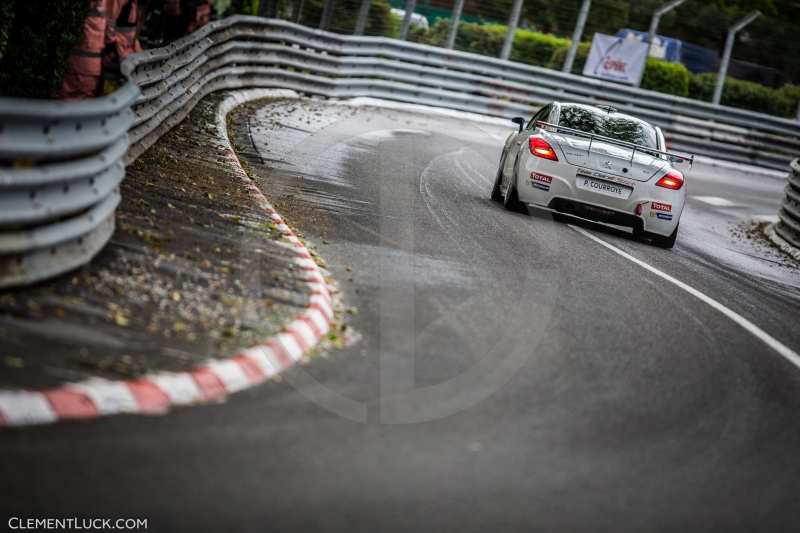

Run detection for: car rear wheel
[[503, 157, 525, 213], [491, 151, 506, 203], [649, 224, 678, 249]]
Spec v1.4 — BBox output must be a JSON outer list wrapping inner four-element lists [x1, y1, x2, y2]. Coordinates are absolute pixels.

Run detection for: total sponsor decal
[[530, 172, 553, 192], [650, 201, 673, 221]]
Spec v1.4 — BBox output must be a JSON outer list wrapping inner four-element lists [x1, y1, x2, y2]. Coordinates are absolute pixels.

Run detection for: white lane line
[[692, 195, 737, 207], [570, 225, 800, 370]]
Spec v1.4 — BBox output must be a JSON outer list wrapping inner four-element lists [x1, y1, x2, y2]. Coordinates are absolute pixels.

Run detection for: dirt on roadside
[[0, 94, 324, 390]]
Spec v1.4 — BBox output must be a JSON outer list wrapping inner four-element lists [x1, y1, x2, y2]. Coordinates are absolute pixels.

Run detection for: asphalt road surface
[[2, 98, 800, 533]]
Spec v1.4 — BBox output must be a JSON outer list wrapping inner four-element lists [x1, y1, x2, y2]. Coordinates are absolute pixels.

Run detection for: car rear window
[[558, 105, 658, 148]]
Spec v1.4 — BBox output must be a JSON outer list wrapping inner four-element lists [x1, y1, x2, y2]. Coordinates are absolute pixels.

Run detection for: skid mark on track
[[418, 150, 467, 243], [418, 148, 509, 266]]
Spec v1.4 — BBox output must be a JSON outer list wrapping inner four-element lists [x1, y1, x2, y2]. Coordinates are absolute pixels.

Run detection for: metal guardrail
[[775, 159, 800, 251], [121, 16, 800, 170], [1, 15, 799, 288], [0, 86, 138, 288]]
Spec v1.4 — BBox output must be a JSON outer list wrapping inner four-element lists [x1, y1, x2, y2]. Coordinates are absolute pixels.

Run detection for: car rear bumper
[[515, 156, 682, 237], [547, 197, 644, 231]]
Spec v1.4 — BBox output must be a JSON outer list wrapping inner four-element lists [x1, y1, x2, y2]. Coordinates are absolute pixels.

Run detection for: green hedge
[[546, 42, 590, 73], [429, 21, 687, 99], [425, 19, 799, 117], [441, 23, 691, 100], [386, 11, 402, 38], [389, 11, 428, 42], [780, 85, 800, 115], [425, 19, 570, 68], [510, 26, 571, 66], [641, 59, 690, 97], [0, 2, 14, 60], [689, 73, 799, 118], [298, 0, 393, 36], [230, 0, 394, 36], [229, 0, 259, 15], [0, 1, 89, 98]]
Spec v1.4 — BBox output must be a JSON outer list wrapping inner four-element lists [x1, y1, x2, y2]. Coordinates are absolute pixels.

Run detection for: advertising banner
[[583, 33, 649, 86], [616, 29, 683, 62]]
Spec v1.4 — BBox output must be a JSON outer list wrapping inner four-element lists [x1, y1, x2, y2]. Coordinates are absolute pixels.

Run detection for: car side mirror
[[511, 117, 525, 132]]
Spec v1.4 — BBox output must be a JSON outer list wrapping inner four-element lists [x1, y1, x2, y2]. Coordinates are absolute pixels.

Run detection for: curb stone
[[0, 89, 336, 427]]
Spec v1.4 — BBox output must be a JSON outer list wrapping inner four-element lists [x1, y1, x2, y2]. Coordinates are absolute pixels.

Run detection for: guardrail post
[[354, 0, 371, 35], [713, 10, 760, 106], [446, 0, 466, 50], [320, 0, 335, 30], [647, 0, 686, 59], [399, 0, 418, 40], [563, 0, 591, 73], [500, 0, 524, 60]]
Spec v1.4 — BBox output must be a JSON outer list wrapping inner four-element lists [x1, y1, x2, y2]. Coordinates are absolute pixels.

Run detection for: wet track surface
[[2, 98, 800, 532]]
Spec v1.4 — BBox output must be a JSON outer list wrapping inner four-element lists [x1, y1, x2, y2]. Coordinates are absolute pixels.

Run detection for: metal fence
[[1, 15, 799, 287], [775, 159, 800, 251]]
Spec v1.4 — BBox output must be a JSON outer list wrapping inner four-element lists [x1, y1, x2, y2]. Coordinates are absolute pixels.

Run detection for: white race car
[[491, 102, 692, 248]]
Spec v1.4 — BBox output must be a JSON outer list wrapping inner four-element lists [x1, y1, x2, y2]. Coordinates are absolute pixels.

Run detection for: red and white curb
[[0, 89, 333, 427]]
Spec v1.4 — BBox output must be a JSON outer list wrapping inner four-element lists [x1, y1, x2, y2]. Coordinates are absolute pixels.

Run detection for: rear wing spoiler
[[533, 120, 694, 167]]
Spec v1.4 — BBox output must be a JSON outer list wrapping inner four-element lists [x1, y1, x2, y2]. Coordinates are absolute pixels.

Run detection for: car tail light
[[656, 170, 684, 190], [529, 136, 558, 161]]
